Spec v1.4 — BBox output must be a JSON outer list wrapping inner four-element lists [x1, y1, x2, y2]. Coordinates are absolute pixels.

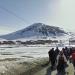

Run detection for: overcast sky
[[0, 0, 75, 35]]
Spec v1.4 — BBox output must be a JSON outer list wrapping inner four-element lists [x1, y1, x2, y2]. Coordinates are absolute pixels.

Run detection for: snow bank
[[0, 57, 49, 75]]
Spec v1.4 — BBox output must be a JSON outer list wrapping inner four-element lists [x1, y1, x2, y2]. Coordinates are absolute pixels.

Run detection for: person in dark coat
[[55, 47, 60, 61], [63, 47, 69, 60], [48, 48, 55, 69]]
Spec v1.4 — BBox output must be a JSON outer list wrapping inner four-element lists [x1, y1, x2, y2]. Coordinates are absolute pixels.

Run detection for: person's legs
[[50, 59, 55, 69], [50, 59, 53, 68], [74, 61, 75, 69], [72, 60, 75, 69], [57, 64, 66, 73]]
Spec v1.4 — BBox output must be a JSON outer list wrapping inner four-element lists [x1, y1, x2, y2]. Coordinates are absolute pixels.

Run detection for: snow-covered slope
[[0, 38, 7, 41], [0, 23, 67, 40]]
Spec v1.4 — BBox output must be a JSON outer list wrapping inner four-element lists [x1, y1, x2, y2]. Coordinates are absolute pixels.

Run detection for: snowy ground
[[0, 44, 74, 75], [0, 44, 64, 60]]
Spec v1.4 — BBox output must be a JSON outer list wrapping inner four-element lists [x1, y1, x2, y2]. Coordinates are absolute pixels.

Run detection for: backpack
[[57, 55, 65, 71], [58, 55, 65, 65]]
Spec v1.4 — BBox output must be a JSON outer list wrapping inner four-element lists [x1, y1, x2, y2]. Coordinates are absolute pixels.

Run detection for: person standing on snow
[[56, 50, 67, 73], [48, 48, 55, 69], [71, 48, 75, 69]]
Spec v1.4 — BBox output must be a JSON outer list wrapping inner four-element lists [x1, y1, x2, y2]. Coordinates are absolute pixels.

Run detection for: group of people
[[48, 47, 75, 73]]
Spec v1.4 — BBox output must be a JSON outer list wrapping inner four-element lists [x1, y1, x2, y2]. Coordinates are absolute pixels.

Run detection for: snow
[[0, 44, 74, 75], [0, 38, 7, 41], [0, 45, 50, 59], [0, 44, 67, 60], [0, 39, 74, 61]]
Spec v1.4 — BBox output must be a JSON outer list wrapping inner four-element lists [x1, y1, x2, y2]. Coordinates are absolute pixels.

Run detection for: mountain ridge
[[0, 23, 67, 40]]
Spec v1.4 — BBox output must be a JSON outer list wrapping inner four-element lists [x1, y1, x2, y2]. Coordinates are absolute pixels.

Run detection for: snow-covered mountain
[[0, 23, 67, 40]]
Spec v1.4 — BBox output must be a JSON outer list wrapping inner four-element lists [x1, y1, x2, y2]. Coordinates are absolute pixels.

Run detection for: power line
[[0, 5, 27, 25]]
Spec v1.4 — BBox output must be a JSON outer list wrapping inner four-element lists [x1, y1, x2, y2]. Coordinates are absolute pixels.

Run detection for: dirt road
[[34, 62, 75, 75]]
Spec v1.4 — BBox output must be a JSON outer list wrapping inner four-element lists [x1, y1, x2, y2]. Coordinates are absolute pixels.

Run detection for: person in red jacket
[[71, 48, 75, 69]]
